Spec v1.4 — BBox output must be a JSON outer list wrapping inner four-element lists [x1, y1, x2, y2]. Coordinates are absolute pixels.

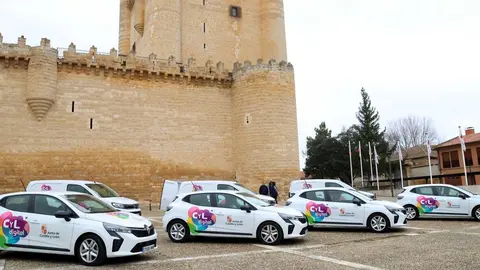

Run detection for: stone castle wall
[[0, 34, 299, 203]]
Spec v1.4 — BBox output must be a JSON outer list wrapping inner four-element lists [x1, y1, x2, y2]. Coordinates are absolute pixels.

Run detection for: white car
[[289, 179, 376, 200], [285, 187, 407, 233], [396, 184, 480, 221], [26, 180, 142, 215], [0, 191, 157, 266], [162, 191, 308, 245], [160, 180, 276, 211]]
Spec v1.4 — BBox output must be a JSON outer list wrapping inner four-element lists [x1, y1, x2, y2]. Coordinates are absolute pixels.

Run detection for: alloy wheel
[[170, 223, 186, 241], [261, 224, 279, 244], [371, 215, 387, 232], [406, 207, 417, 219], [79, 238, 99, 263], [475, 208, 480, 220]]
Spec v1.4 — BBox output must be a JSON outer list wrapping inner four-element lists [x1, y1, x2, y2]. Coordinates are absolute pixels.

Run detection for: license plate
[[142, 244, 155, 253]]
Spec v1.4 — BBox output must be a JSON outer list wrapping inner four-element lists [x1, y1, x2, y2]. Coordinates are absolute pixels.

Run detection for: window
[[300, 191, 326, 201], [214, 193, 248, 209], [34, 195, 68, 216], [67, 184, 92, 195], [325, 182, 343, 188], [90, 118, 93, 129], [4, 195, 31, 212], [86, 184, 119, 198], [465, 149, 473, 166], [185, 194, 212, 207], [71, 101, 75, 112], [203, 0, 205, 5], [217, 184, 236, 191], [229, 6, 241, 18], [436, 186, 462, 197], [326, 190, 356, 203], [203, 23, 206, 33], [442, 151, 460, 168], [65, 194, 117, 213], [477, 148, 480, 166], [412, 187, 434, 195]]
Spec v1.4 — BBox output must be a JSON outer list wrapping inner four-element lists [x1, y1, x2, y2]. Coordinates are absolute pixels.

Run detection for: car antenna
[[20, 178, 26, 191], [191, 180, 197, 191], [303, 178, 310, 189]]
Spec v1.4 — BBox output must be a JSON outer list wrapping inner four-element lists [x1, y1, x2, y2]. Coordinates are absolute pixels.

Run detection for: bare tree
[[386, 116, 439, 149]]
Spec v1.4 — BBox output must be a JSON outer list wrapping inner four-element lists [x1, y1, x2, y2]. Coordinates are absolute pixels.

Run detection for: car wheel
[[75, 234, 106, 266], [472, 206, 480, 221], [404, 205, 419, 220], [167, 220, 190, 243], [367, 213, 390, 233], [257, 222, 283, 245]]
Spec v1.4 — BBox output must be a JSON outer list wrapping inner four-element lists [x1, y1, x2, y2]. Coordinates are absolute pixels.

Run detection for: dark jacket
[[268, 185, 278, 198], [259, 184, 269, 195]]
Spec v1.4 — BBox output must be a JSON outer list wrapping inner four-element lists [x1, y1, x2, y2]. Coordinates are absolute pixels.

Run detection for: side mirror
[[55, 210, 73, 222], [240, 205, 251, 213], [459, 194, 467, 200], [352, 198, 362, 206]]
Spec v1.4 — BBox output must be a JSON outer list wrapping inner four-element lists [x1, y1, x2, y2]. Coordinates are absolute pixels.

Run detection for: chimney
[[465, 127, 475, 135]]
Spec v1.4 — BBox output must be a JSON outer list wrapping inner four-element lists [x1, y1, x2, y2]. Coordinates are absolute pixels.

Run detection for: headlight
[[385, 205, 403, 214], [111, 202, 125, 209], [103, 222, 132, 234], [278, 213, 303, 222]]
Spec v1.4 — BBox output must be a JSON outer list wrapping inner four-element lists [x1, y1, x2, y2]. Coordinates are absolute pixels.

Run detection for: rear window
[[183, 194, 212, 207]]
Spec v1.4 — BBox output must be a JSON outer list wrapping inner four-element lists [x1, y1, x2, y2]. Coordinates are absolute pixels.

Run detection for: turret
[[118, 0, 131, 55], [260, 0, 288, 62], [232, 59, 299, 198], [26, 38, 58, 121]]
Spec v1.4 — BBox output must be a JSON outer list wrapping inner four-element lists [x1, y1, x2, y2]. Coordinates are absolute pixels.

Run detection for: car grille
[[131, 225, 155, 238], [394, 215, 399, 224], [130, 239, 157, 253], [300, 227, 307, 235], [298, 217, 307, 224], [123, 204, 139, 209]]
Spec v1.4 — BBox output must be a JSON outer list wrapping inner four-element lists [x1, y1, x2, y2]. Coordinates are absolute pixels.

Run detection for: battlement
[[232, 58, 294, 79]]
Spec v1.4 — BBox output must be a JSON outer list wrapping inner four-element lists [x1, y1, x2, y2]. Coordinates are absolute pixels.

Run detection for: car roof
[[182, 180, 236, 184], [294, 187, 356, 192], [404, 183, 454, 189], [179, 190, 245, 196], [291, 179, 340, 183], [28, 180, 98, 184], [0, 191, 90, 197]]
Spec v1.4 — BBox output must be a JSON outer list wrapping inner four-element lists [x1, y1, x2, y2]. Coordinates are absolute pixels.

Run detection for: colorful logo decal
[[39, 224, 60, 239], [41, 225, 48, 235], [416, 196, 440, 214], [227, 216, 232, 223], [192, 184, 203, 191], [303, 183, 312, 189], [106, 212, 129, 219], [339, 208, 355, 217], [305, 202, 331, 224], [447, 202, 460, 208], [41, 184, 52, 191], [187, 207, 216, 234], [225, 215, 243, 226], [0, 212, 30, 249]]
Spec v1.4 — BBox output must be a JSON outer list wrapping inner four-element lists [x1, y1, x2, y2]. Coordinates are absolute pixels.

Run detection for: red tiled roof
[[435, 133, 480, 149]]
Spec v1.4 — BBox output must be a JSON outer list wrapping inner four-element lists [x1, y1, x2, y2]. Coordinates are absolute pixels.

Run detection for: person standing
[[268, 181, 278, 204], [259, 182, 269, 196]]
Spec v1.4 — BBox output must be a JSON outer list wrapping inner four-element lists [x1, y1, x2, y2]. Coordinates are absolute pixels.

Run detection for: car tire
[[472, 205, 480, 221], [367, 213, 390, 233], [257, 221, 283, 245], [167, 220, 190, 243], [75, 233, 107, 266], [404, 204, 419, 220]]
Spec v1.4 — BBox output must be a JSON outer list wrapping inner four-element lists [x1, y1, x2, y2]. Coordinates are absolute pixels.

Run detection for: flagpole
[[459, 126, 468, 186], [359, 141, 364, 188], [374, 145, 380, 191], [426, 134, 433, 184], [349, 140, 354, 187], [369, 142, 374, 186], [398, 142, 404, 189]]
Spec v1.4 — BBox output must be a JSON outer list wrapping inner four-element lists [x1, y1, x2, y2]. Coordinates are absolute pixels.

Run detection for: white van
[[160, 180, 276, 210], [26, 180, 142, 215], [289, 179, 376, 200]]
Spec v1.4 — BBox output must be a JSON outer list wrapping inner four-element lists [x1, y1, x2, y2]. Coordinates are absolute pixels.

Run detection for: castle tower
[[26, 38, 58, 121], [232, 60, 299, 197], [118, 0, 288, 67]]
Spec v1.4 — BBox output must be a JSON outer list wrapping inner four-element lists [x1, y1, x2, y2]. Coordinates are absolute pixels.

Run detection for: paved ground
[[2, 204, 480, 270]]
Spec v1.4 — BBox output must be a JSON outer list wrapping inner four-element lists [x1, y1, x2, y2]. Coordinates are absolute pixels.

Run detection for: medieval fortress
[[0, 0, 299, 202]]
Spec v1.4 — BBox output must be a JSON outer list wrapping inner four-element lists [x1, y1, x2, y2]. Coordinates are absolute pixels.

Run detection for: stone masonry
[[0, 0, 299, 203]]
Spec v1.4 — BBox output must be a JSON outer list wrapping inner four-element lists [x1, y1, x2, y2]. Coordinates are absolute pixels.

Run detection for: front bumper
[[283, 218, 308, 239], [106, 230, 158, 258], [389, 211, 408, 228]]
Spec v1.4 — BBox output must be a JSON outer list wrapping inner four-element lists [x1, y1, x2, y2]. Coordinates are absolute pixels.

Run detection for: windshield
[[63, 194, 118, 213], [234, 183, 256, 195], [237, 192, 271, 207], [454, 186, 476, 195], [86, 183, 120, 198], [351, 190, 374, 202]]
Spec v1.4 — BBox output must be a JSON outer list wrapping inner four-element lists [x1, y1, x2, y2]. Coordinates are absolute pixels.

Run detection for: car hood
[[357, 190, 374, 196], [255, 194, 275, 202], [101, 197, 138, 205], [85, 211, 152, 228], [370, 200, 403, 208], [261, 205, 304, 216]]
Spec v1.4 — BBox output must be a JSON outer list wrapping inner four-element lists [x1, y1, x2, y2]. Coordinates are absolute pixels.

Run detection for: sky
[[1, 0, 479, 170]]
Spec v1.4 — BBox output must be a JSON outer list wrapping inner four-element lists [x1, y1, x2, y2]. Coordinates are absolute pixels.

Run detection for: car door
[[434, 186, 470, 216], [0, 194, 32, 249], [297, 190, 331, 225], [185, 193, 218, 234], [411, 186, 440, 215], [211, 193, 255, 236], [325, 189, 365, 225], [27, 194, 75, 252]]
